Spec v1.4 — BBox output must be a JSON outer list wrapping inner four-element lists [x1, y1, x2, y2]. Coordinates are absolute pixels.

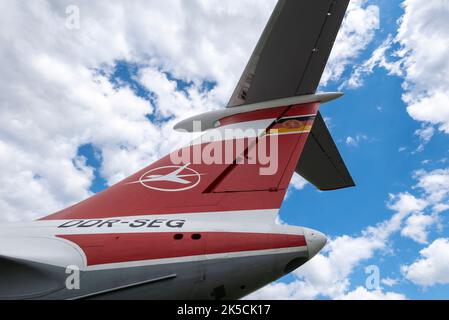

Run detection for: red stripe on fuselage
[[59, 232, 307, 266]]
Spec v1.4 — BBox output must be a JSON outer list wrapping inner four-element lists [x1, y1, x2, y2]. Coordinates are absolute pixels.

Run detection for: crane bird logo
[[128, 164, 204, 192]]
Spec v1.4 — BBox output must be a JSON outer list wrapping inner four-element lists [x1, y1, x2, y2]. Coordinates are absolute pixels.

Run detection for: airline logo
[[128, 163, 203, 192]]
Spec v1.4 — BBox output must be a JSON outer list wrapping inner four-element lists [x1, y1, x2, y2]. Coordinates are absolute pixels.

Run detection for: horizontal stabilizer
[[175, 93, 343, 132], [0, 255, 64, 299], [296, 113, 355, 191]]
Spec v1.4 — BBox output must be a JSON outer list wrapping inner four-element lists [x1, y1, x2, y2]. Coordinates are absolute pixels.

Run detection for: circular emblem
[[135, 164, 202, 192]]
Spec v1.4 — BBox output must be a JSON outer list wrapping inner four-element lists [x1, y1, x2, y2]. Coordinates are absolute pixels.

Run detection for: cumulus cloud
[[414, 168, 449, 206], [321, 0, 380, 86], [336, 287, 406, 300], [343, 35, 403, 89], [388, 168, 449, 246], [387, 193, 427, 216], [397, 0, 449, 135], [390, 168, 449, 244], [402, 238, 449, 287], [401, 213, 437, 244], [247, 280, 320, 301], [343, 0, 449, 147]]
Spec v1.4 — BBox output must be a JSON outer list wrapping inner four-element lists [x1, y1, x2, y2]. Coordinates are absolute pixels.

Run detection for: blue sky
[[1, 0, 449, 299]]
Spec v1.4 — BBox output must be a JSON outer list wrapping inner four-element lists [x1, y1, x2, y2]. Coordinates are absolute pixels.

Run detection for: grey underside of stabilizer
[[0, 256, 67, 300], [296, 112, 355, 191]]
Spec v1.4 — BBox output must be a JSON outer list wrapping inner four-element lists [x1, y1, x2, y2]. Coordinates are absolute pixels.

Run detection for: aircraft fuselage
[[0, 211, 325, 300]]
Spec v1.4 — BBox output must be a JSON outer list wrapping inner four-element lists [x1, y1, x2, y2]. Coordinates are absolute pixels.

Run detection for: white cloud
[[393, 0, 449, 138], [402, 238, 449, 287], [434, 203, 449, 214], [290, 174, 308, 191], [0, 140, 93, 222], [343, 35, 403, 89], [292, 234, 386, 299], [390, 169, 449, 245], [415, 126, 435, 152], [389, 168, 449, 245], [414, 168, 449, 206], [397, 0, 449, 133], [137, 66, 220, 121], [337, 287, 406, 300], [346, 134, 369, 147], [387, 168, 449, 244], [382, 278, 399, 287], [321, 0, 380, 86], [401, 213, 437, 244], [387, 193, 427, 216], [285, 174, 308, 199], [247, 281, 319, 301], [415, 126, 435, 145], [249, 279, 406, 301]]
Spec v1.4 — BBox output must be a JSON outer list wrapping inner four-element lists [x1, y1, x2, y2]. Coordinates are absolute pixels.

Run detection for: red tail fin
[[43, 101, 320, 220]]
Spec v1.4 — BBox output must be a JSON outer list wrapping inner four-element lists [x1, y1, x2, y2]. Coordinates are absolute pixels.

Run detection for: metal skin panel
[[21, 250, 309, 300]]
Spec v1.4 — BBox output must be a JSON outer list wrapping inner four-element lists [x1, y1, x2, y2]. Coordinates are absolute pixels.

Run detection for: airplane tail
[[43, 0, 354, 221], [43, 93, 353, 221]]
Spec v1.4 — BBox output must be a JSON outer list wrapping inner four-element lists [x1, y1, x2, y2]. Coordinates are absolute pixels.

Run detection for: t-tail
[[43, 91, 353, 220]]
